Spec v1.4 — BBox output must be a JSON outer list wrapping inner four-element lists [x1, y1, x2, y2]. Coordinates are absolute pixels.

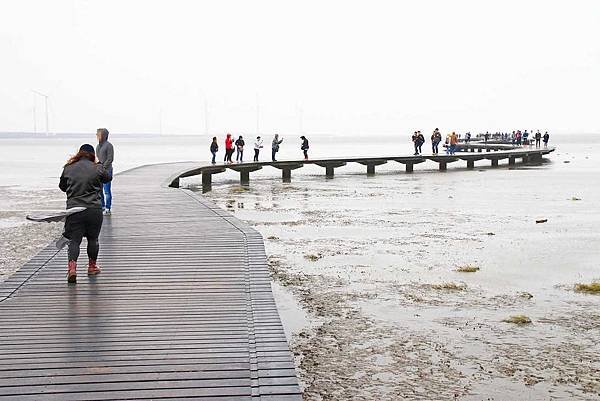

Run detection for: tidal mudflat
[[0, 186, 63, 281], [200, 141, 600, 400]]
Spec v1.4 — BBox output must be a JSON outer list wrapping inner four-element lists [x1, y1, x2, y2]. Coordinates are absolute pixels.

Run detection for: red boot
[[88, 259, 101, 276], [67, 261, 77, 283]]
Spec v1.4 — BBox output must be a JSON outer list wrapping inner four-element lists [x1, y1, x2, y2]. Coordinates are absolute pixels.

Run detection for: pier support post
[[228, 165, 262, 186], [439, 162, 447, 171], [405, 163, 414, 173], [202, 173, 212, 193], [467, 160, 475, 169], [491, 159, 499, 167], [477, 148, 482, 153], [522, 154, 529, 163], [356, 159, 387, 176], [240, 171, 250, 185], [508, 156, 516, 165], [282, 168, 292, 182], [315, 161, 346, 179], [272, 163, 303, 183]]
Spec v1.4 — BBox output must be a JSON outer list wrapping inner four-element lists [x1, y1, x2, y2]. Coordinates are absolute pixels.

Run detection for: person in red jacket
[[224, 133, 234, 164]]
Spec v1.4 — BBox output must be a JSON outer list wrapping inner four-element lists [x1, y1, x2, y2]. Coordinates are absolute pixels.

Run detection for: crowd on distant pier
[[409, 129, 550, 156], [209, 133, 309, 164], [209, 129, 550, 163]]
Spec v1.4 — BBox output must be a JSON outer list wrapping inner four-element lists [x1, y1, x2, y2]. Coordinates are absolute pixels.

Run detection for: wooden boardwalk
[[0, 162, 302, 401]]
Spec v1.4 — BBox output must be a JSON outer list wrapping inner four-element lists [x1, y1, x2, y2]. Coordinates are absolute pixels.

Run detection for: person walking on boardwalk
[[254, 136, 263, 161], [210, 137, 219, 164], [300, 135, 309, 160], [272, 134, 283, 162], [235, 135, 245, 162], [543, 131, 550, 148], [224, 133, 234, 164], [535, 131, 542, 148], [96, 128, 114, 215], [59, 144, 111, 283], [431, 128, 442, 155]]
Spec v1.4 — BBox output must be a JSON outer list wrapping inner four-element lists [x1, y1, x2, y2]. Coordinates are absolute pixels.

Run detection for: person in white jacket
[[254, 136, 264, 162]]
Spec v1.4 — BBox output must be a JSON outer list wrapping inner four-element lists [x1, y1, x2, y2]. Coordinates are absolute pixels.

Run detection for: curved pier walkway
[[172, 145, 555, 192], [0, 163, 302, 401]]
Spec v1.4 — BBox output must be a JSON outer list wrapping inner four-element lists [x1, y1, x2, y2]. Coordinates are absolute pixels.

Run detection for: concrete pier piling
[[356, 159, 388, 175], [393, 157, 425, 173], [315, 161, 347, 178], [272, 162, 304, 183], [229, 165, 263, 185]]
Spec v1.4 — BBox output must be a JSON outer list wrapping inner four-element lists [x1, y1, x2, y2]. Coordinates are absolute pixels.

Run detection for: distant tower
[[204, 97, 209, 136], [256, 92, 260, 135]]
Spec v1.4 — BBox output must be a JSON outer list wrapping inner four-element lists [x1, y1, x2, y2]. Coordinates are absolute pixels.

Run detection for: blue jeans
[[100, 168, 113, 210], [211, 151, 216, 164]]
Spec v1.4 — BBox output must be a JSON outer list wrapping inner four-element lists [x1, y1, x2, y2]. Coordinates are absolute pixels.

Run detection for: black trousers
[[254, 149, 260, 161], [64, 208, 103, 262]]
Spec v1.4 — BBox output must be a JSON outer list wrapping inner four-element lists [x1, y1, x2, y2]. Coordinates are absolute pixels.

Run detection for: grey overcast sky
[[1, 0, 599, 135]]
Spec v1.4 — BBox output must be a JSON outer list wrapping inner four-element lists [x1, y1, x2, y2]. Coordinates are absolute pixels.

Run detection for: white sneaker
[[105, 209, 111, 215]]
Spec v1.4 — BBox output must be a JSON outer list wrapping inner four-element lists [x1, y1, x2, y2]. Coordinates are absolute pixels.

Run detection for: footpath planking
[[0, 162, 302, 401]]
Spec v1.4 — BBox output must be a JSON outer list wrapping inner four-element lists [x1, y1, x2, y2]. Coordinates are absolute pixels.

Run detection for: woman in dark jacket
[[59, 144, 111, 283], [300, 136, 309, 160], [210, 137, 219, 164]]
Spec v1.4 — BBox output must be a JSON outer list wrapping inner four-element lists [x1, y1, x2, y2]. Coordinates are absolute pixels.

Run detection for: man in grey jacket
[[96, 128, 114, 215]]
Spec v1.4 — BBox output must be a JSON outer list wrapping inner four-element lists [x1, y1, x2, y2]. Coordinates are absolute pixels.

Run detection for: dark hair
[[65, 150, 95, 167], [212, 137, 217, 141]]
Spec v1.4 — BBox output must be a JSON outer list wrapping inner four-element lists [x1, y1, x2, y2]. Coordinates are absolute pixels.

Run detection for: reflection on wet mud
[[203, 163, 600, 400]]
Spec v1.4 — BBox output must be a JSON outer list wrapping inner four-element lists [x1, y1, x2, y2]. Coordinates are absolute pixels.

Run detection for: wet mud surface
[[0, 187, 63, 282], [202, 154, 600, 400]]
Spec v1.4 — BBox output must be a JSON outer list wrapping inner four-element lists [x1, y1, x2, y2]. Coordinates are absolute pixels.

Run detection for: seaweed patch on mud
[[574, 281, 600, 294], [502, 315, 532, 325], [456, 264, 480, 273]]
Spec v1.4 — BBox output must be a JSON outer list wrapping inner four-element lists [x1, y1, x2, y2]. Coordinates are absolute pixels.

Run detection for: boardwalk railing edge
[[179, 189, 302, 399]]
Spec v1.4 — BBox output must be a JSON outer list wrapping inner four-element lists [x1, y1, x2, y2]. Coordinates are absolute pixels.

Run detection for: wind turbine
[[31, 90, 49, 136]]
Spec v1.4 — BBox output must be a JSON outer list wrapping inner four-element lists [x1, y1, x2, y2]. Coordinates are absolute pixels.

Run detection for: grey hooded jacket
[[59, 159, 111, 209], [96, 131, 114, 172]]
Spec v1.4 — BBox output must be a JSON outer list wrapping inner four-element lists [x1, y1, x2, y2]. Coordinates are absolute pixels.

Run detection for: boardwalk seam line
[[0, 246, 62, 303]]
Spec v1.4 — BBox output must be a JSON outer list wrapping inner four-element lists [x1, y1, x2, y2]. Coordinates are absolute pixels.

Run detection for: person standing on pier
[[431, 128, 442, 155], [543, 131, 550, 148], [300, 135, 309, 160], [235, 135, 245, 163], [210, 137, 219, 164], [254, 136, 263, 161], [449, 131, 458, 154], [412, 131, 419, 155], [535, 131, 542, 148], [96, 128, 114, 215], [224, 133, 234, 164], [416, 131, 425, 154], [59, 144, 111, 283], [272, 134, 283, 162]]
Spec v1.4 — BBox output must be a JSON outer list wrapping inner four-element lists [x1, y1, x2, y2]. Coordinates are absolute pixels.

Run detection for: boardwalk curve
[[0, 162, 302, 401]]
